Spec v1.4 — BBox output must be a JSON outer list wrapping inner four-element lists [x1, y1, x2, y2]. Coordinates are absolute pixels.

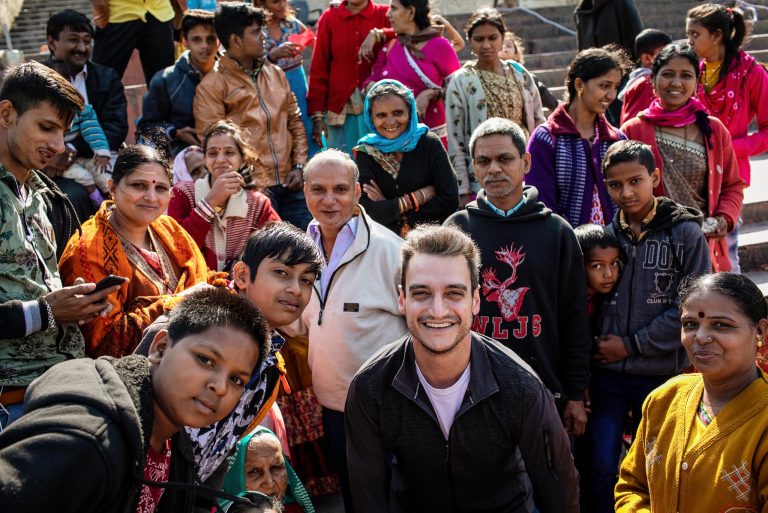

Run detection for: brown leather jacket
[[193, 55, 308, 187]]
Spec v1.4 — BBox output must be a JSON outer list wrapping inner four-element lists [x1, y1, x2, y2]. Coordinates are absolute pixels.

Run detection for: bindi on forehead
[[698, 311, 705, 318]]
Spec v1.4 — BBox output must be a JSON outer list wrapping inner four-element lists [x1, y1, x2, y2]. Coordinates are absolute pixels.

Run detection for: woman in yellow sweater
[[615, 272, 768, 512]]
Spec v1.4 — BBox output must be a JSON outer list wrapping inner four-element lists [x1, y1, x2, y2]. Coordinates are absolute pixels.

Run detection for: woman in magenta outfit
[[687, 4, 768, 186], [686, 3, 768, 272], [364, 0, 460, 145]]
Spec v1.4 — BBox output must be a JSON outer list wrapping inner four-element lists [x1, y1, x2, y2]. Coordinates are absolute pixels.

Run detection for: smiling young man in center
[[345, 223, 579, 513]]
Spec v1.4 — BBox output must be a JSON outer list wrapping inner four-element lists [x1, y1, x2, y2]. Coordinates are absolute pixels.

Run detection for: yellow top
[[702, 60, 723, 93], [615, 371, 768, 513], [684, 408, 707, 453], [108, 0, 175, 24]]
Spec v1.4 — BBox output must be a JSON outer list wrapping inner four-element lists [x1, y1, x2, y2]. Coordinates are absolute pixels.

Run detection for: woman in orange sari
[[59, 145, 223, 357]]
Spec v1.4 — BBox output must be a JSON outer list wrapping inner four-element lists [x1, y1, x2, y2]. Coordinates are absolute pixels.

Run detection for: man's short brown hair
[[400, 224, 481, 292]]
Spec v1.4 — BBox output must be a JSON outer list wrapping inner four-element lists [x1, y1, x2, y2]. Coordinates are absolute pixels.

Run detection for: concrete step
[[532, 68, 567, 89], [528, 35, 577, 55], [743, 270, 768, 297], [524, 50, 577, 71], [738, 221, 768, 273], [745, 33, 768, 52]]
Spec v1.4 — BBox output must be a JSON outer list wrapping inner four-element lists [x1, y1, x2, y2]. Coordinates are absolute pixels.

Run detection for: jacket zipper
[[445, 392, 475, 512], [315, 245, 367, 325], [624, 244, 637, 369], [253, 77, 280, 186], [314, 216, 371, 325]]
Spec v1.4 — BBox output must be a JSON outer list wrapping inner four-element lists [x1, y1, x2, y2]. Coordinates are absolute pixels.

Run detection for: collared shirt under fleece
[[291, 206, 407, 412], [309, 216, 359, 299]]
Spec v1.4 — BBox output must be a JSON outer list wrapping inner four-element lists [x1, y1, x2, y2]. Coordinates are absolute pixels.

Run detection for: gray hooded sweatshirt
[[597, 197, 711, 376]]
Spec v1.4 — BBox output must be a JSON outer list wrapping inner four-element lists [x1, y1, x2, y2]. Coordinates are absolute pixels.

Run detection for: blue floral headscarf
[[357, 79, 429, 153]]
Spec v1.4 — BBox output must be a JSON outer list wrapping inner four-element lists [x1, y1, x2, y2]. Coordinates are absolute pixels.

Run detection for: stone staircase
[[444, 0, 768, 293], [6, 0, 92, 55], [740, 158, 768, 296]]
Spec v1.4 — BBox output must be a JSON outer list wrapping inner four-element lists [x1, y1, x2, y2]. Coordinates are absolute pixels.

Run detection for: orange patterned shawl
[[59, 202, 225, 357]]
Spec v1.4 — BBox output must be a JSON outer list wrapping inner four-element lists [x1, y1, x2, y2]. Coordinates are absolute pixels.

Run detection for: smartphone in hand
[[87, 275, 128, 295]]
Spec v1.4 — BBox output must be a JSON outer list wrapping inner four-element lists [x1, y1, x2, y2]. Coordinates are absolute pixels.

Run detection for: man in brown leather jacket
[[194, 2, 311, 229]]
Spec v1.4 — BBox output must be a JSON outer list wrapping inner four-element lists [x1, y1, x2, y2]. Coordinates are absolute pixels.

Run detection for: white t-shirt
[[415, 362, 471, 440]]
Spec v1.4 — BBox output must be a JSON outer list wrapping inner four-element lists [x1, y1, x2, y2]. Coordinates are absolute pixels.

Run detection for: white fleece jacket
[[301, 207, 407, 411]]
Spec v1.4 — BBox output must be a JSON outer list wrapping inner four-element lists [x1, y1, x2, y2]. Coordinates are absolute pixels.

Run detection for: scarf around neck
[[697, 50, 757, 126], [220, 426, 315, 513], [396, 26, 441, 59], [639, 97, 708, 127], [356, 79, 429, 153]]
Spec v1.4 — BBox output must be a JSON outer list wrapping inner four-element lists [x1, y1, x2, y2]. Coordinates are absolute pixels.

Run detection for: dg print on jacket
[[598, 196, 712, 376]]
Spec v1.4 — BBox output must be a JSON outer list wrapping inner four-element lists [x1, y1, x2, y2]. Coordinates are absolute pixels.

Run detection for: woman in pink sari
[[364, 0, 460, 145]]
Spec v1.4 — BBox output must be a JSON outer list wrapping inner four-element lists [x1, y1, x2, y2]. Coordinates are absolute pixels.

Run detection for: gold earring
[[577, 89, 583, 98], [758, 336, 764, 348]]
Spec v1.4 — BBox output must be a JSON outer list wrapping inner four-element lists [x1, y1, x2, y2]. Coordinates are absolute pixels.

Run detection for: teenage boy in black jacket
[[445, 118, 591, 437], [0, 288, 270, 513]]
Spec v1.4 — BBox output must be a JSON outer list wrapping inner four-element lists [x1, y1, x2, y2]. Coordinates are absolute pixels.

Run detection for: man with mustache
[[295, 149, 407, 513], [444, 118, 592, 438], [345, 224, 579, 513], [46, 10, 127, 162]]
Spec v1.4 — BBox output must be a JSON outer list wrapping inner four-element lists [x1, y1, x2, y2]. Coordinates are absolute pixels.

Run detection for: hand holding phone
[[88, 275, 128, 295]]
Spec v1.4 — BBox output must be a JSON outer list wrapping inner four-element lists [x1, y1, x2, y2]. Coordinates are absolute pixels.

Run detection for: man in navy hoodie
[[445, 118, 591, 437]]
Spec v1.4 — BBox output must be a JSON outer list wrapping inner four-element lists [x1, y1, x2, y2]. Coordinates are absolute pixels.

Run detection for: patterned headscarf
[[220, 426, 315, 513]]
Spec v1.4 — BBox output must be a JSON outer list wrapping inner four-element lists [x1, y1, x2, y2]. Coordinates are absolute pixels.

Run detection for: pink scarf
[[639, 97, 708, 127], [697, 50, 757, 126]]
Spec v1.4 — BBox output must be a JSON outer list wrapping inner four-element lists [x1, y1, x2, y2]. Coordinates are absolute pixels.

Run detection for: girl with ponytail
[[621, 44, 744, 272], [686, 3, 768, 272]]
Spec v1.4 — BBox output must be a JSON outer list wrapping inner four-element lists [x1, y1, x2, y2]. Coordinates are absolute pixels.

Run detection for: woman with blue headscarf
[[354, 79, 459, 235]]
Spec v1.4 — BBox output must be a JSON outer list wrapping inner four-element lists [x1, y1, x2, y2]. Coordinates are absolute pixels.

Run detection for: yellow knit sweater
[[615, 370, 768, 512]]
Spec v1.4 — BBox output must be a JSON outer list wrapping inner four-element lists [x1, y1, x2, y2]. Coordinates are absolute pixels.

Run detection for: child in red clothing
[[619, 29, 672, 125]]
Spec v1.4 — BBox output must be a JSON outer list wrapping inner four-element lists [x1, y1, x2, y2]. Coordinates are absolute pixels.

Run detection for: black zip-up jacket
[[445, 187, 591, 408], [43, 59, 128, 157], [0, 356, 200, 513], [345, 332, 579, 513]]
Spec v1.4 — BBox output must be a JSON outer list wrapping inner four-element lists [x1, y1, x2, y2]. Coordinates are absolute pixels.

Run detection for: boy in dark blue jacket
[[585, 140, 711, 513], [138, 10, 219, 154]]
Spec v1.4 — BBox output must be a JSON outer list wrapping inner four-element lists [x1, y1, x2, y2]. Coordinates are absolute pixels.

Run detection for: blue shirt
[[485, 195, 526, 218], [309, 216, 360, 300]]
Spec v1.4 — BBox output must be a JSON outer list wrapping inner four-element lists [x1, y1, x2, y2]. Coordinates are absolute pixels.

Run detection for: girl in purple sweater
[[526, 46, 630, 227]]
